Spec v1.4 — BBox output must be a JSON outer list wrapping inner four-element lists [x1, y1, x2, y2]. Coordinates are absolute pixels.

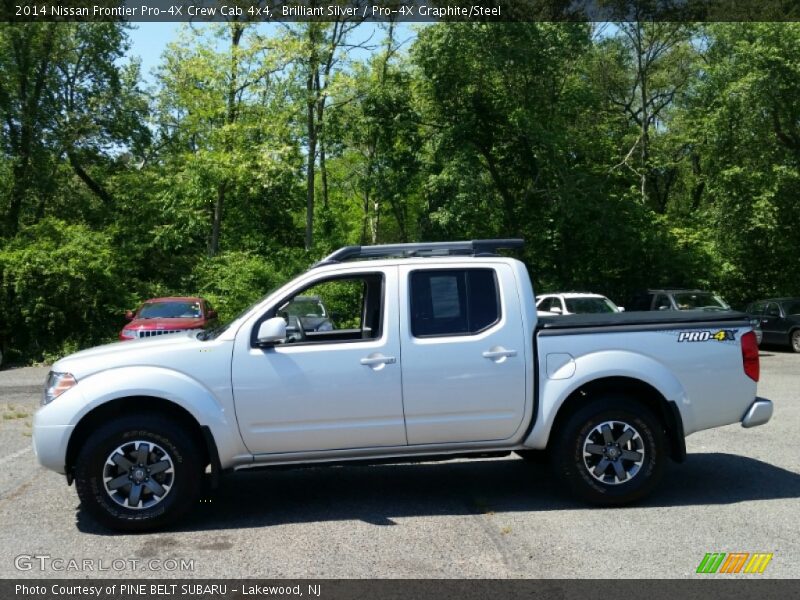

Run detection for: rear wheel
[[550, 396, 666, 506], [75, 414, 202, 532], [791, 329, 800, 353]]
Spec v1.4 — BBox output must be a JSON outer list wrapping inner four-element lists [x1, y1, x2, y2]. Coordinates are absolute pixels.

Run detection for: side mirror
[[550, 306, 562, 315], [618, 306, 625, 312], [256, 317, 287, 345], [207, 310, 218, 320], [125, 310, 135, 321]]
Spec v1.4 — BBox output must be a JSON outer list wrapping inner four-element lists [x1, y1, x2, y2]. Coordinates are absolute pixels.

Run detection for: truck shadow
[[76, 453, 800, 534]]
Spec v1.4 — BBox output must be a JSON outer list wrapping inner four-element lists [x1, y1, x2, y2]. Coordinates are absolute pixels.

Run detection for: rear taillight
[[741, 330, 760, 382]]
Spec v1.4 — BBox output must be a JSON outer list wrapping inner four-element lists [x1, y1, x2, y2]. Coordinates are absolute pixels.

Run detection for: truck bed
[[537, 310, 749, 333]]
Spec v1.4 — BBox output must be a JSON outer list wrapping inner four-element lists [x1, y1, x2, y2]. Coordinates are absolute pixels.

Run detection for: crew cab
[[33, 240, 772, 531]]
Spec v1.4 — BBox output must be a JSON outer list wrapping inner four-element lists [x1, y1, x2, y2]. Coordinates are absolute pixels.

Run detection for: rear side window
[[410, 269, 500, 337]]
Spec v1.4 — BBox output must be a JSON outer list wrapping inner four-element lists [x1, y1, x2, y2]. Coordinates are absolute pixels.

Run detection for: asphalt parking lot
[[0, 351, 797, 579]]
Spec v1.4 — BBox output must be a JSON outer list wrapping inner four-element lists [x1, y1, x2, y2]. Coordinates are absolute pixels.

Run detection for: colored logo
[[678, 329, 736, 343], [696, 552, 773, 574]]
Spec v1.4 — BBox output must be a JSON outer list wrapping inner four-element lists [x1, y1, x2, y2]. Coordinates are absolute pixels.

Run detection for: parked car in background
[[746, 298, 800, 352], [628, 289, 730, 312], [536, 292, 623, 315], [120, 297, 217, 341]]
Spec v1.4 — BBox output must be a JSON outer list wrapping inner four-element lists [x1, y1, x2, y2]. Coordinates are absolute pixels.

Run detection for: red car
[[120, 297, 218, 341]]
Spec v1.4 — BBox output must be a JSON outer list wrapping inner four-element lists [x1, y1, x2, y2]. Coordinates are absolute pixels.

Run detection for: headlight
[[120, 329, 137, 340], [43, 371, 77, 405]]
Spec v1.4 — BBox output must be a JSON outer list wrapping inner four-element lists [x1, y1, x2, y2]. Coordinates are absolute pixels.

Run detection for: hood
[[53, 330, 201, 379], [125, 317, 206, 330]]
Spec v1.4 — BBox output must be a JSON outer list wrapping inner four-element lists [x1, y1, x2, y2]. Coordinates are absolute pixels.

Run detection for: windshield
[[138, 301, 201, 319], [672, 292, 729, 310], [564, 297, 618, 314], [782, 300, 800, 316]]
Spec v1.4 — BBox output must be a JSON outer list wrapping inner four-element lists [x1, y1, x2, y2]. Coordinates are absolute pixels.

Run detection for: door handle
[[360, 355, 396, 366], [482, 348, 517, 359]]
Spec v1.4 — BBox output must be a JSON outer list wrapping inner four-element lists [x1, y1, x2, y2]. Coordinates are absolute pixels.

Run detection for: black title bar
[[2, 0, 800, 22]]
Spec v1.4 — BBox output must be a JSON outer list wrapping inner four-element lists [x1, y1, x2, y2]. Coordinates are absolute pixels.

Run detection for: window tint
[[783, 300, 800, 316], [766, 302, 781, 318], [629, 293, 653, 311], [410, 269, 500, 337], [654, 295, 672, 310], [673, 292, 729, 310]]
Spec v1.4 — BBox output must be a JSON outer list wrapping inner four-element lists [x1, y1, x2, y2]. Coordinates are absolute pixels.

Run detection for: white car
[[33, 240, 771, 531], [536, 292, 623, 315]]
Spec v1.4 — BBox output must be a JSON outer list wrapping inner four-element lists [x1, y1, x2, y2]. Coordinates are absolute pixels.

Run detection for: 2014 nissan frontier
[[33, 240, 772, 531]]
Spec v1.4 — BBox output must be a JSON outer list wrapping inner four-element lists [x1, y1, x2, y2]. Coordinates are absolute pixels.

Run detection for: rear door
[[760, 302, 784, 344], [398, 263, 527, 445]]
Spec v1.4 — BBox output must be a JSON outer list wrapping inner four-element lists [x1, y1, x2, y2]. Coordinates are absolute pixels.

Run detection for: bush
[[0, 219, 133, 363], [187, 250, 306, 323]]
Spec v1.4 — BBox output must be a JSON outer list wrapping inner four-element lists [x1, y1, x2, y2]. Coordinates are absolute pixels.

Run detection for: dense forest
[[1, 20, 799, 363]]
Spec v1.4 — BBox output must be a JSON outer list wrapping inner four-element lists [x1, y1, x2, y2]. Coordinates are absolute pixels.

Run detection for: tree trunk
[[208, 182, 226, 257], [636, 23, 649, 206], [208, 23, 243, 257], [67, 152, 114, 205], [305, 68, 316, 251]]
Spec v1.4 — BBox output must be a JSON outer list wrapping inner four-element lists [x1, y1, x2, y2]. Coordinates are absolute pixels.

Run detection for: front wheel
[[75, 414, 202, 532], [550, 396, 666, 506]]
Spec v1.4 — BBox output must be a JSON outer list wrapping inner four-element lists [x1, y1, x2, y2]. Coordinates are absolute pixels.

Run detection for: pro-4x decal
[[678, 329, 736, 342]]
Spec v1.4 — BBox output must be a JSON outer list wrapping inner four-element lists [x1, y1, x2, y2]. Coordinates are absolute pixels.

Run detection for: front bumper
[[741, 397, 773, 428]]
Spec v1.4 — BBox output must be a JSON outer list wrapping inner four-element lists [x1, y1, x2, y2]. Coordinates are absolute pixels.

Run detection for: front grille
[[137, 330, 182, 338]]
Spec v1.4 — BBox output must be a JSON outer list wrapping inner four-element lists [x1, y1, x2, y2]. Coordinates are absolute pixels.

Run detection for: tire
[[550, 396, 666, 506], [75, 414, 202, 532], [791, 329, 800, 353]]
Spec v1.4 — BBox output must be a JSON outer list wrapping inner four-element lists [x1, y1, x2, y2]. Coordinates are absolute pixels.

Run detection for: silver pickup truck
[[33, 240, 772, 531]]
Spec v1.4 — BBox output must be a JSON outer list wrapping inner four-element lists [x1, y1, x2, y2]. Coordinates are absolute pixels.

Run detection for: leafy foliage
[[0, 21, 798, 363]]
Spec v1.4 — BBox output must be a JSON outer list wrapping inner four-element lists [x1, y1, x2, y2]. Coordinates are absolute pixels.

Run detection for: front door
[[232, 267, 407, 454]]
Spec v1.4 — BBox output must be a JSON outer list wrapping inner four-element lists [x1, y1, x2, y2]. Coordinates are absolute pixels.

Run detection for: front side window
[[270, 274, 383, 344], [410, 269, 500, 337]]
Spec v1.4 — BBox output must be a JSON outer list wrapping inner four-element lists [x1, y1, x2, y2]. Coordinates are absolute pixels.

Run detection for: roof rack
[[313, 239, 524, 267]]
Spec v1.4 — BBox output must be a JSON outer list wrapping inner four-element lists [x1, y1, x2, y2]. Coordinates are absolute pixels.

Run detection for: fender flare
[[524, 350, 693, 449], [65, 366, 247, 470]]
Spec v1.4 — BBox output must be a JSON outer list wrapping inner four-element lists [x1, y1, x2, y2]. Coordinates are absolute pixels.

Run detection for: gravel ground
[[0, 351, 797, 579]]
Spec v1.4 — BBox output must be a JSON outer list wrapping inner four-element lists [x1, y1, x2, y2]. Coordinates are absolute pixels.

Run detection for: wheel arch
[[65, 396, 221, 484], [546, 376, 686, 462]]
